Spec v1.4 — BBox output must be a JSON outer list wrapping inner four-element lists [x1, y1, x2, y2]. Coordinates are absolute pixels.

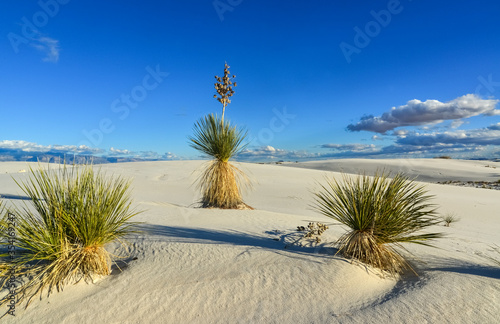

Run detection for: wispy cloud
[[320, 143, 377, 152], [238, 146, 318, 162], [107, 148, 179, 160], [347, 94, 499, 133], [29, 35, 60, 63], [396, 127, 500, 147], [377, 143, 483, 157], [131, 151, 179, 160]]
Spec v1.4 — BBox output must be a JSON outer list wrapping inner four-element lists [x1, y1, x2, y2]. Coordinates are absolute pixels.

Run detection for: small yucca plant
[[189, 63, 250, 209], [313, 172, 443, 276], [0, 163, 141, 308], [442, 213, 459, 227]]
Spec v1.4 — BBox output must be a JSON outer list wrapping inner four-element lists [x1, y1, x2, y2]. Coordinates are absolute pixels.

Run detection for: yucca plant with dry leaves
[[0, 163, 141, 309], [441, 213, 459, 227], [189, 63, 250, 208], [313, 172, 443, 277]]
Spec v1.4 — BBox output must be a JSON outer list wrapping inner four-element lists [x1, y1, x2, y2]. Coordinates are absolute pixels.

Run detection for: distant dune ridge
[[282, 158, 500, 183], [0, 159, 498, 323]]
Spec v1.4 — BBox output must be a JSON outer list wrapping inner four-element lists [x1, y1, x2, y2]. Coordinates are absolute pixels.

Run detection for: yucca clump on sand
[[189, 63, 250, 209], [0, 164, 141, 308], [314, 172, 442, 276]]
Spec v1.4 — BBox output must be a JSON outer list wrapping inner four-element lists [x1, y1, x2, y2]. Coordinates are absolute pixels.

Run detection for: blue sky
[[1, 0, 500, 161]]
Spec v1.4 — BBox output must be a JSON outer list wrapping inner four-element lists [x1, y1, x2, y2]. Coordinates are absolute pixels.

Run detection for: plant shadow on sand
[[135, 224, 500, 279], [0, 193, 32, 200], [108, 260, 137, 277], [421, 256, 500, 280], [136, 223, 338, 262], [358, 256, 500, 315]]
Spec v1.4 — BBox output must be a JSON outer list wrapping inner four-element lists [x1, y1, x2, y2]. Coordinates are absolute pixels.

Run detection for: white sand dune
[[281, 158, 500, 183], [0, 159, 499, 323]]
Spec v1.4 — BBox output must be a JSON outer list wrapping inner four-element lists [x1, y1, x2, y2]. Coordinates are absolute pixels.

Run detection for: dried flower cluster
[[297, 222, 329, 243], [213, 63, 237, 121]]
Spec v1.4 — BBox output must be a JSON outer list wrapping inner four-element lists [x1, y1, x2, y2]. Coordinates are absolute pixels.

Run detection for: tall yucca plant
[[313, 172, 442, 276], [189, 63, 250, 208], [0, 163, 141, 308]]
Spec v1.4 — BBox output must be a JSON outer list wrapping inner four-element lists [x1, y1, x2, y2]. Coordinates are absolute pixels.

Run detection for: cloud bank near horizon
[[347, 94, 499, 133], [0, 140, 178, 162]]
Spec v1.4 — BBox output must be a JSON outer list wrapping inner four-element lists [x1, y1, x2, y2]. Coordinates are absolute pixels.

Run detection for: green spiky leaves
[[0, 164, 141, 308], [189, 114, 247, 163], [314, 172, 443, 276]]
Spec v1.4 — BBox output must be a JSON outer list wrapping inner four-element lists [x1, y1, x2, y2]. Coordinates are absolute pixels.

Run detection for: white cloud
[[347, 94, 500, 133], [392, 129, 409, 137], [129, 150, 179, 160], [163, 152, 178, 160], [0, 140, 102, 154], [450, 120, 465, 129], [31, 36, 60, 63], [110, 147, 132, 155]]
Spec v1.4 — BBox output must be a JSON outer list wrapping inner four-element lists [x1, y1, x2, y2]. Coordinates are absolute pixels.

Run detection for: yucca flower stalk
[[0, 163, 141, 308], [314, 172, 443, 276], [214, 62, 237, 123], [190, 63, 250, 209]]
